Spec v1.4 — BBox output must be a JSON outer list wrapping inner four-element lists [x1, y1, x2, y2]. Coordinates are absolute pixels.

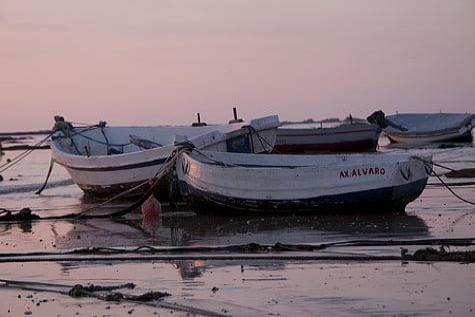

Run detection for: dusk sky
[[1, 0, 474, 130]]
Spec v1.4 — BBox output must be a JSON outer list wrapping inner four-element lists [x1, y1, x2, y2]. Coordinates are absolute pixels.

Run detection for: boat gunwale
[[183, 151, 432, 170]]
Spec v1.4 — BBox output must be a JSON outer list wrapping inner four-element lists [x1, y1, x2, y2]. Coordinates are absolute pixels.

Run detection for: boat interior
[[53, 125, 233, 156]]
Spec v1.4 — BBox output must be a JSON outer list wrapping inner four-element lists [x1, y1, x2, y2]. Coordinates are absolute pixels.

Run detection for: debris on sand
[[0, 208, 40, 222], [67, 283, 169, 302], [445, 168, 475, 178], [402, 247, 475, 262], [68, 283, 135, 297]]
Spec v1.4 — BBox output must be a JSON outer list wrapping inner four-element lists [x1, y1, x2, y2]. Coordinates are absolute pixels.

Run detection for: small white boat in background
[[383, 113, 475, 144], [177, 150, 431, 213], [51, 115, 280, 197], [274, 122, 380, 154]]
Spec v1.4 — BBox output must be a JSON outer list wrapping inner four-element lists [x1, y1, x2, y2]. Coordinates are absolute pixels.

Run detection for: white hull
[[384, 113, 474, 144], [51, 116, 279, 196], [177, 150, 431, 213], [385, 125, 473, 144]]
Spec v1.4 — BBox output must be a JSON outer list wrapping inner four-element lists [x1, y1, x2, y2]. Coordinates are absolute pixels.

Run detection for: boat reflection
[[55, 211, 429, 249], [156, 212, 430, 245], [54, 211, 428, 279]]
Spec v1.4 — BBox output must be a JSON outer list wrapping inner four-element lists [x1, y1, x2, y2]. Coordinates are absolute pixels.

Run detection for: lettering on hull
[[339, 167, 386, 178]]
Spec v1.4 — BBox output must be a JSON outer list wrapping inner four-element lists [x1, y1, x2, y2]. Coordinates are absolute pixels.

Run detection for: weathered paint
[[177, 150, 431, 213], [179, 178, 428, 213]]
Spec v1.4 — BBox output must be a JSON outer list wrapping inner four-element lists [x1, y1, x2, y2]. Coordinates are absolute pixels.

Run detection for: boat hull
[[385, 126, 473, 144], [52, 116, 279, 197], [274, 124, 380, 154], [384, 113, 475, 144], [181, 178, 428, 213], [177, 151, 431, 213]]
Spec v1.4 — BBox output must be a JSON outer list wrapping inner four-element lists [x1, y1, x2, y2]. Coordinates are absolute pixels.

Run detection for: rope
[[247, 125, 276, 153], [412, 156, 475, 206], [431, 170, 475, 205], [35, 158, 55, 195], [0, 238, 473, 259], [0, 144, 194, 223], [99, 124, 112, 154], [411, 156, 458, 172], [0, 252, 473, 263], [0, 133, 52, 173], [70, 129, 131, 148], [76, 145, 191, 218]]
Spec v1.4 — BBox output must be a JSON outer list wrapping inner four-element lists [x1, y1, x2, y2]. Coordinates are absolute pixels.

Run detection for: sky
[[1, 0, 474, 130]]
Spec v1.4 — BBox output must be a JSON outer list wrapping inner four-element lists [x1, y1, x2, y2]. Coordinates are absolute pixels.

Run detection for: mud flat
[[0, 140, 474, 315], [0, 260, 474, 316]]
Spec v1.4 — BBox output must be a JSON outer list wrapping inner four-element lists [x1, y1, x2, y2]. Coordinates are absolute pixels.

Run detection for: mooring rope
[[412, 156, 475, 206], [430, 170, 475, 206], [0, 238, 473, 259], [35, 158, 55, 195], [0, 250, 473, 263], [0, 133, 52, 173], [0, 144, 194, 223]]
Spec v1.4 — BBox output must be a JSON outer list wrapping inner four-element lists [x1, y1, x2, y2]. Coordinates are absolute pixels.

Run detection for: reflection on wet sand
[[53, 212, 429, 250], [174, 260, 207, 280], [38, 212, 427, 280]]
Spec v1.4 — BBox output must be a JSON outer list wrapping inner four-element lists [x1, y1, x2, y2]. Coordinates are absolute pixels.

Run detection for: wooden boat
[[51, 115, 279, 196], [274, 122, 380, 154], [384, 113, 475, 144], [177, 150, 431, 213]]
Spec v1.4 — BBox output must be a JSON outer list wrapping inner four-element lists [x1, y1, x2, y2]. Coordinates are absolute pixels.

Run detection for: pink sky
[[1, 0, 474, 131]]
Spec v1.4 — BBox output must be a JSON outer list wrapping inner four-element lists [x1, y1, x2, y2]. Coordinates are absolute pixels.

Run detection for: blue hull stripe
[[180, 178, 428, 213]]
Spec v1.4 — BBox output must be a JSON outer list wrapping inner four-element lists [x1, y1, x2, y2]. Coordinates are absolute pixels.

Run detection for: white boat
[[51, 115, 279, 196], [274, 123, 380, 153], [384, 113, 475, 144], [177, 150, 431, 213]]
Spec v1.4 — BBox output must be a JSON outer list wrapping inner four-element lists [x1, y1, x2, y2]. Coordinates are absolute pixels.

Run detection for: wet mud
[[0, 136, 474, 315]]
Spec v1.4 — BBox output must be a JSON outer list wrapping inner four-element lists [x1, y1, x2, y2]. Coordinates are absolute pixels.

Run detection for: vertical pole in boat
[[192, 112, 206, 126], [229, 107, 243, 124], [233, 107, 238, 121]]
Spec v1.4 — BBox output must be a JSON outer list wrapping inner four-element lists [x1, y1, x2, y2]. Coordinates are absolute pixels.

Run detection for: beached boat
[[51, 115, 279, 196], [274, 122, 380, 153], [384, 113, 475, 144], [177, 150, 431, 213]]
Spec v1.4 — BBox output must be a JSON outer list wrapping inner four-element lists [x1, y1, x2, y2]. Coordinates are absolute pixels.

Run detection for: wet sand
[[0, 137, 474, 316]]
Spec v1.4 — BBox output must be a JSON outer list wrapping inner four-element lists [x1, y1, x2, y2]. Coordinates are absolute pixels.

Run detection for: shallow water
[[0, 136, 474, 316]]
